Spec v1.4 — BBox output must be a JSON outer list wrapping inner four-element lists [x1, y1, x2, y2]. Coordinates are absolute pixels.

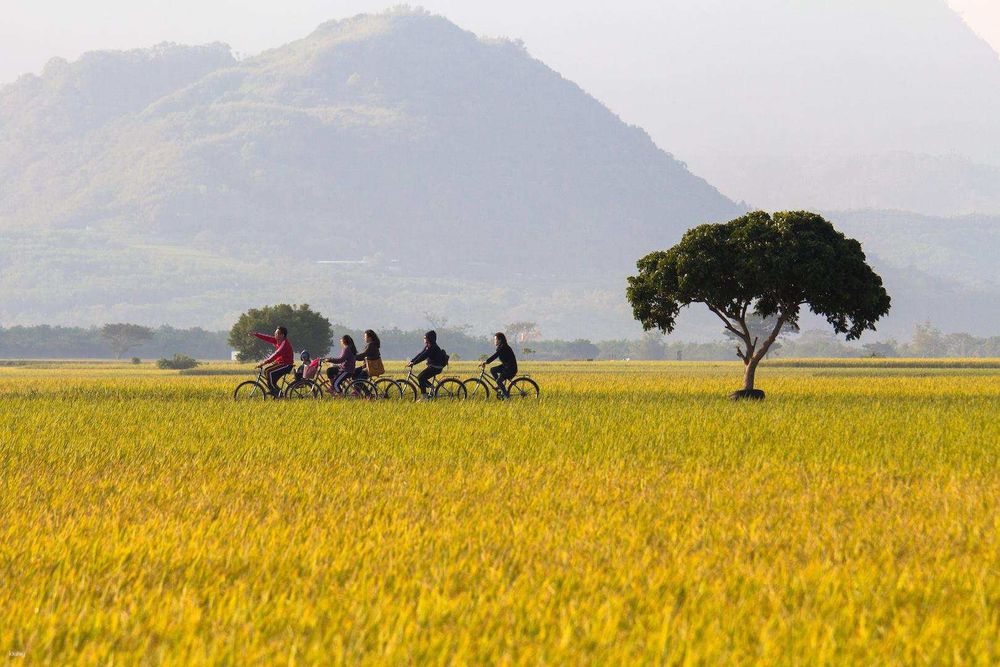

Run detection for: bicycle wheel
[[507, 377, 540, 399], [398, 379, 419, 402], [285, 379, 318, 399], [463, 378, 491, 401], [374, 378, 404, 400], [343, 379, 378, 400], [233, 381, 268, 401], [433, 378, 467, 400]]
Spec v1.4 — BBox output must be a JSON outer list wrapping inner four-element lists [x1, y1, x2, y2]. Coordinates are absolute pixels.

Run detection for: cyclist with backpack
[[406, 330, 449, 398], [481, 332, 518, 398]]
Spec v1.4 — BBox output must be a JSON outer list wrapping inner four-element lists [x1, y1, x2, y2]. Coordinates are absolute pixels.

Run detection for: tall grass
[[1, 362, 998, 663]]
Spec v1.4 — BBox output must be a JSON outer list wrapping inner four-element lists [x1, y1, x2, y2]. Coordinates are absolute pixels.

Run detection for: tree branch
[[751, 312, 789, 363], [707, 304, 746, 341], [735, 308, 755, 361]]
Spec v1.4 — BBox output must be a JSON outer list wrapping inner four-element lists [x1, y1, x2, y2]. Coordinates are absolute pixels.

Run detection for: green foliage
[[228, 304, 333, 363], [131, 357, 142, 365], [156, 354, 199, 370], [100, 323, 154, 359], [627, 211, 891, 390]]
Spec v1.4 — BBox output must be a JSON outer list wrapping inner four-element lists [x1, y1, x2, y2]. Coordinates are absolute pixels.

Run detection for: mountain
[[701, 154, 1000, 218], [0, 9, 744, 338], [566, 0, 1000, 215], [0, 8, 998, 340]]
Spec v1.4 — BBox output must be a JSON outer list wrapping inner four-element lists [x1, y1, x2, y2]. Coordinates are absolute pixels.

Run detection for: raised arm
[[253, 332, 277, 345]]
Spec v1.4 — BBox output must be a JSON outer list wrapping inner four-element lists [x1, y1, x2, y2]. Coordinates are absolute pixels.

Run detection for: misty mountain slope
[[1, 9, 741, 272], [0, 43, 238, 229], [1, 8, 997, 339], [830, 211, 1000, 291], [0, 9, 744, 335], [596, 0, 1000, 213], [705, 153, 1000, 217]]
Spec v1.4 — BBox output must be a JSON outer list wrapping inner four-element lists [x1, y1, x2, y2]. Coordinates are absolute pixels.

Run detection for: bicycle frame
[[258, 363, 295, 393], [403, 366, 447, 390], [476, 366, 528, 389], [476, 366, 502, 391]]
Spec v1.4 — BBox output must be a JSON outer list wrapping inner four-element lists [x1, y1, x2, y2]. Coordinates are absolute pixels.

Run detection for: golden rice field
[[1, 359, 999, 664]]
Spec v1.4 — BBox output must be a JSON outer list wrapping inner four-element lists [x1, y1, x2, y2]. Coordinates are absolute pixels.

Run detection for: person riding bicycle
[[354, 329, 382, 380], [407, 330, 448, 398], [250, 326, 294, 397], [325, 335, 357, 395], [481, 332, 518, 398]]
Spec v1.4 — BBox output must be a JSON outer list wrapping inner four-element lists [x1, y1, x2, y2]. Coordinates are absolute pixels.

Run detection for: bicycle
[[399, 366, 467, 401], [285, 359, 381, 400], [233, 363, 296, 400], [463, 366, 540, 400]]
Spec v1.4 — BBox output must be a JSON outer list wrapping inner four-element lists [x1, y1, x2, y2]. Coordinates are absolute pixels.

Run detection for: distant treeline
[[0, 324, 729, 361], [0, 326, 231, 360], [1, 322, 998, 361]]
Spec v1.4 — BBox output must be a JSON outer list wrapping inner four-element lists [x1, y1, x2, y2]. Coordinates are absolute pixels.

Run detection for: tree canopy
[[228, 304, 334, 362], [626, 211, 891, 395]]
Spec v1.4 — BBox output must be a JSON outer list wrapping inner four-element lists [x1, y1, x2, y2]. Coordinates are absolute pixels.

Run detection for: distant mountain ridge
[[573, 0, 1000, 215], [0, 9, 742, 337], [0, 8, 998, 338]]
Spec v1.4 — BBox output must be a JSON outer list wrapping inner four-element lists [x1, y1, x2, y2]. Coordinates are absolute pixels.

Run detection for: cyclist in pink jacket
[[249, 326, 294, 397]]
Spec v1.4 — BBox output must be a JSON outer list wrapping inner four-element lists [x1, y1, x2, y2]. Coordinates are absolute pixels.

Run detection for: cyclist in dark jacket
[[482, 332, 518, 398], [407, 330, 447, 397]]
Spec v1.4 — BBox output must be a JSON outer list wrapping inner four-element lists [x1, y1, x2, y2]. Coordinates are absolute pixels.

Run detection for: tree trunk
[[729, 359, 766, 400], [743, 358, 758, 391]]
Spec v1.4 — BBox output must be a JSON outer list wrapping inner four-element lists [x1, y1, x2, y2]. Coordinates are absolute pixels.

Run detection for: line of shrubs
[[155, 354, 199, 370]]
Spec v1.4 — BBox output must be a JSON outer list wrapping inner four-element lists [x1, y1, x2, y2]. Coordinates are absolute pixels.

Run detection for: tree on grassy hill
[[626, 211, 891, 399], [228, 304, 333, 362], [101, 323, 153, 359]]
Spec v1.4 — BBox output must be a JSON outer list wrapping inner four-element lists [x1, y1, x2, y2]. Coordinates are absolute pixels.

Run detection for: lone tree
[[626, 211, 891, 399], [228, 304, 333, 362], [101, 323, 153, 359]]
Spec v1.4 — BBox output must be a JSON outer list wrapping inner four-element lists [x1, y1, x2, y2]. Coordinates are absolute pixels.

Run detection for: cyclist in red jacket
[[249, 326, 294, 397]]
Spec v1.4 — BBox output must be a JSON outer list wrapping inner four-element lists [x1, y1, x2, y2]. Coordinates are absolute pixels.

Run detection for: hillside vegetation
[[2, 8, 998, 338], [0, 9, 739, 337]]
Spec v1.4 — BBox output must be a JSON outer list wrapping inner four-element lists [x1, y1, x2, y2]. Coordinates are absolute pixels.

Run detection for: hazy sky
[[2, 0, 998, 157], [2, 1, 997, 83]]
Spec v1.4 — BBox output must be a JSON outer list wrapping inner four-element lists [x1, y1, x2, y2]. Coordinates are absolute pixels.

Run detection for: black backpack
[[440, 348, 450, 366]]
